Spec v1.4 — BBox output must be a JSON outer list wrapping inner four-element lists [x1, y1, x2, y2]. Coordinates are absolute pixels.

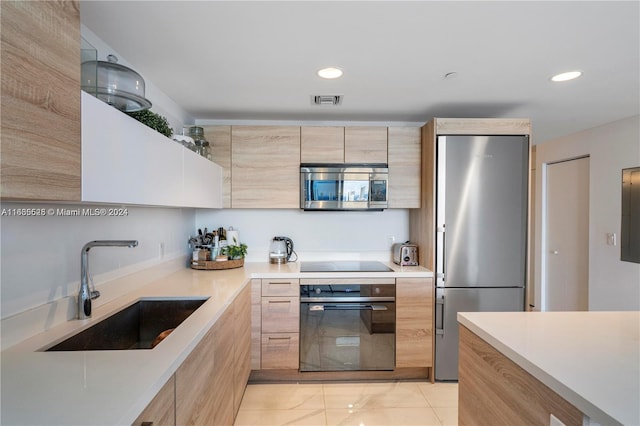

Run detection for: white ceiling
[[81, 1, 639, 144]]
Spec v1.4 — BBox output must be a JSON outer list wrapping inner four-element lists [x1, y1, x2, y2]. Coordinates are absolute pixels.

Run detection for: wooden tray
[[190, 258, 244, 270]]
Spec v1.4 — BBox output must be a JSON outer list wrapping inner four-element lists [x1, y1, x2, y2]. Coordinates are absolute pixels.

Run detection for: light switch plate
[[606, 233, 617, 246]]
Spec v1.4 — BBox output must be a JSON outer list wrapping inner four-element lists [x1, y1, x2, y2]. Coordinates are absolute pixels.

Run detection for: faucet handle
[[90, 290, 100, 300]]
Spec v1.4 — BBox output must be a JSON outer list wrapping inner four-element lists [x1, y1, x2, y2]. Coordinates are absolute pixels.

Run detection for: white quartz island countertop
[[457, 311, 640, 426], [1, 260, 432, 425]]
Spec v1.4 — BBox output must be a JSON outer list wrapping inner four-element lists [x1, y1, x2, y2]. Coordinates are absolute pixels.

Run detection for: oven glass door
[[299, 300, 395, 372]]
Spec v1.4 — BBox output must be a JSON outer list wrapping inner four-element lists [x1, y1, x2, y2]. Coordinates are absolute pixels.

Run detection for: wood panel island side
[[457, 311, 639, 426]]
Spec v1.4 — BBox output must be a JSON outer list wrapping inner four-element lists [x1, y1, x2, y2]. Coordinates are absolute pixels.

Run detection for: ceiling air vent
[[312, 95, 342, 106]]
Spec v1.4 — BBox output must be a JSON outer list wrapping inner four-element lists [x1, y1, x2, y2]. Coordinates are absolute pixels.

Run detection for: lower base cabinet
[[459, 325, 584, 426], [395, 277, 433, 369], [134, 283, 251, 426], [132, 375, 175, 426]]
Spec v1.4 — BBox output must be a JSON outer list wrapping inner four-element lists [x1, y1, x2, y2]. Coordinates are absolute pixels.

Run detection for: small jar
[[202, 140, 212, 161]]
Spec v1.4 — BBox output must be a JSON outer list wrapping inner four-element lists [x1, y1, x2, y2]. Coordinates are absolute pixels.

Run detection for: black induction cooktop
[[299, 260, 393, 273]]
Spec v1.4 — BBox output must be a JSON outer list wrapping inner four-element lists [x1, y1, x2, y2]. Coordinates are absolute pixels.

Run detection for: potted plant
[[223, 240, 248, 260], [126, 109, 172, 138]]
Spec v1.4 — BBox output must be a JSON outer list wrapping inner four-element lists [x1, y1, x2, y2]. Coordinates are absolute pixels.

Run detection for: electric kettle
[[269, 236, 294, 264]]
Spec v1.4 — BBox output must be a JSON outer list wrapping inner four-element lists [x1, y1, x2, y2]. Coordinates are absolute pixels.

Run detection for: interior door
[[544, 157, 590, 311]]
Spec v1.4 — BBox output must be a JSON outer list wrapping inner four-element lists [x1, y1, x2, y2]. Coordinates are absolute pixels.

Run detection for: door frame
[[540, 155, 590, 311]]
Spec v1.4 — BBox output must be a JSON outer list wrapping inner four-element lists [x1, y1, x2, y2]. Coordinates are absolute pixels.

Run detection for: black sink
[[45, 298, 208, 351]]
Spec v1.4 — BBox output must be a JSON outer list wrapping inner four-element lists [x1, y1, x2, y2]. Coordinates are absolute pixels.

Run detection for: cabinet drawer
[[261, 333, 299, 369], [261, 297, 299, 333], [261, 279, 300, 297]]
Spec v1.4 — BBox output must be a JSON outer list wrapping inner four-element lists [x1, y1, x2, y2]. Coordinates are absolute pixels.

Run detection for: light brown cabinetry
[[300, 126, 389, 165], [459, 325, 583, 426], [171, 284, 250, 425], [133, 375, 175, 426], [344, 127, 388, 163], [388, 127, 421, 208], [256, 278, 300, 369], [1, 0, 81, 201], [301, 126, 344, 163], [211, 305, 235, 425], [175, 318, 217, 425], [233, 284, 252, 415], [204, 125, 232, 208], [396, 278, 433, 369], [231, 126, 300, 208]]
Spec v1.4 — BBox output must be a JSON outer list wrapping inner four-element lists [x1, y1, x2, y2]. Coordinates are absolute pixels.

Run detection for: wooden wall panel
[[1, 1, 81, 200]]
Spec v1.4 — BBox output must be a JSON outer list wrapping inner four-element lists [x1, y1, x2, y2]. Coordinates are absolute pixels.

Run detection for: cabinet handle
[[268, 281, 292, 285], [268, 336, 292, 341], [267, 300, 291, 304], [141, 422, 153, 426]]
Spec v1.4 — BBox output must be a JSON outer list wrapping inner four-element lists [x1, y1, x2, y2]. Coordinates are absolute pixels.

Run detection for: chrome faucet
[[79, 240, 139, 319]]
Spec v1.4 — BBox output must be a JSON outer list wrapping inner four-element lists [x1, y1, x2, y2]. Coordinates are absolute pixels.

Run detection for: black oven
[[299, 279, 395, 372]]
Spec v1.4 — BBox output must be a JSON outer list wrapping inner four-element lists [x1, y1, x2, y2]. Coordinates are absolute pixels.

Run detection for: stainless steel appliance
[[392, 242, 418, 266], [435, 135, 529, 381], [269, 236, 295, 264], [300, 164, 388, 210], [300, 279, 396, 371]]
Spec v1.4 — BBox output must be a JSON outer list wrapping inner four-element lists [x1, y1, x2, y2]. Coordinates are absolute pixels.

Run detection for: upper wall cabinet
[[0, 1, 81, 201], [82, 92, 222, 208], [300, 126, 388, 165], [344, 127, 388, 163], [231, 126, 300, 208], [388, 127, 421, 208], [204, 126, 232, 208], [300, 127, 344, 163]]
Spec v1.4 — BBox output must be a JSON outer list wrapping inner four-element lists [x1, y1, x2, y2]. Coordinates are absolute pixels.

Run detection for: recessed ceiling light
[[317, 67, 343, 79], [551, 71, 583, 82]]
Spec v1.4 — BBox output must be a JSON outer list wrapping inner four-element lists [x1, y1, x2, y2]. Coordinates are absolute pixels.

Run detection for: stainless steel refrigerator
[[435, 134, 529, 381]]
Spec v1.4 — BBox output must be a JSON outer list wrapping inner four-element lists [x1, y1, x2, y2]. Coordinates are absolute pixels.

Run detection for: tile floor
[[234, 381, 458, 426]]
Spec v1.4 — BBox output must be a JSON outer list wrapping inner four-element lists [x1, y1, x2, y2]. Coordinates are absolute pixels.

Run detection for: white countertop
[[457, 311, 640, 426], [1, 260, 432, 425]]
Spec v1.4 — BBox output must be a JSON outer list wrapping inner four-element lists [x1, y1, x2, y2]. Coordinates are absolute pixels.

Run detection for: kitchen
[[1, 1, 639, 426]]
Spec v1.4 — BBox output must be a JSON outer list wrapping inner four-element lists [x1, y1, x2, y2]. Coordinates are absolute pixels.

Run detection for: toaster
[[392, 242, 418, 266]]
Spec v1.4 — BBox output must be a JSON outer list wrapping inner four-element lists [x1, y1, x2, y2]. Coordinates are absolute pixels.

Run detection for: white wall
[[195, 209, 410, 262], [534, 115, 640, 311], [0, 203, 194, 319], [80, 24, 194, 134]]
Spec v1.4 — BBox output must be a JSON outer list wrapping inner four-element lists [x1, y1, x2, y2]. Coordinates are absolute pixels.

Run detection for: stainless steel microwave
[[300, 164, 388, 210]]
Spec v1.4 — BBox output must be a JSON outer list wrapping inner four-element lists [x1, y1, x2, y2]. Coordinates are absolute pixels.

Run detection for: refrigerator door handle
[[435, 293, 445, 336], [436, 228, 445, 286]]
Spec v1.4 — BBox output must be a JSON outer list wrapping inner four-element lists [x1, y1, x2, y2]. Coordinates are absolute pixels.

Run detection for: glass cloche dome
[[81, 54, 152, 112]]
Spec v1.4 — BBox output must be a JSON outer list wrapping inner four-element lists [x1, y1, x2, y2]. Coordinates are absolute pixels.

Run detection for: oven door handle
[[309, 304, 388, 311]]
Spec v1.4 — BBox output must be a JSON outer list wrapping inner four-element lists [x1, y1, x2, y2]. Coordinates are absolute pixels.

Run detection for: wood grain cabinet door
[[388, 127, 421, 208], [133, 375, 175, 426], [211, 306, 235, 426], [231, 126, 300, 208], [396, 277, 433, 368], [344, 127, 388, 163], [1, 1, 81, 201], [301, 126, 344, 163], [175, 323, 216, 425], [204, 125, 232, 208], [233, 284, 252, 416]]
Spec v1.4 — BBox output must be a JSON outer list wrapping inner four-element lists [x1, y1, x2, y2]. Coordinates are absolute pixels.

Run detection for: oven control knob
[[375, 287, 380, 294], [315, 287, 322, 294]]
